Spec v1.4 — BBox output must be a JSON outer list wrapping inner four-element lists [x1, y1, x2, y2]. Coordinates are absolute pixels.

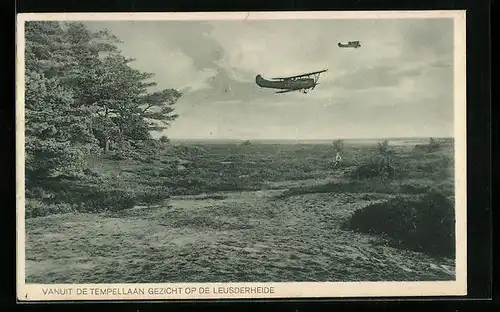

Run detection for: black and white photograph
[[16, 11, 467, 300]]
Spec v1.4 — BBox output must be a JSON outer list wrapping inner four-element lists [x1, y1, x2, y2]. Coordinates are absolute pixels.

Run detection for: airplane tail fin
[[255, 74, 267, 87]]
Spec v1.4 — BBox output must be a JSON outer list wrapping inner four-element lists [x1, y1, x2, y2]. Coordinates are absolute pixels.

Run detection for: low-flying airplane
[[338, 41, 361, 48], [255, 69, 328, 94]]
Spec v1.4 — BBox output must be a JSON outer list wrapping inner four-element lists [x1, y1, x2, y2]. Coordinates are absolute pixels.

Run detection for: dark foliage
[[332, 139, 344, 152], [351, 162, 383, 179], [24, 21, 181, 217], [342, 192, 455, 258], [414, 137, 442, 153]]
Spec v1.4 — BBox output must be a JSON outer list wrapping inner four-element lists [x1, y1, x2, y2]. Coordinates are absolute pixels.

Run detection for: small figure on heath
[[333, 152, 342, 168]]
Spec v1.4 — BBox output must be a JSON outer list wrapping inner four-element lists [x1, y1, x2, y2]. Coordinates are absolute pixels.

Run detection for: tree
[[24, 21, 183, 217], [61, 22, 182, 152], [159, 136, 170, 144], [24, 21, 182, 182], [24, 21, 99, 182], [332, 139, 344, 153], [376, 140, 396, 179], [428, 137, 440, 151], [377, 140, 390, 155]]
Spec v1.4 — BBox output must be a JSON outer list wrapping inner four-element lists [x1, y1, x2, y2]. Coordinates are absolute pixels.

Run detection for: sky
[[85, 18, 454, 140]]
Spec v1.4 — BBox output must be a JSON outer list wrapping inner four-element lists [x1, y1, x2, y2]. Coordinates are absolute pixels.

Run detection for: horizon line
[[166, 136, 454, 141]]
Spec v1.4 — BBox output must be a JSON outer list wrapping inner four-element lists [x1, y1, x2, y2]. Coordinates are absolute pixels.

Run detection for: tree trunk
[[104, 139, 110, 153]]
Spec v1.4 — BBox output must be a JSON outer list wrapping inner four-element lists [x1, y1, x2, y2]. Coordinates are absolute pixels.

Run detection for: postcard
[[16, 10, 467, 301]]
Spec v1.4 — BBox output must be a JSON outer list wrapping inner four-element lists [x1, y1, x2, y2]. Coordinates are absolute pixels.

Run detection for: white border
[[16, 10, 467, 301]]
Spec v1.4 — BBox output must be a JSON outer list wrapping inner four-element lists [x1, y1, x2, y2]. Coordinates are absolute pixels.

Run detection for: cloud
[[397, 18, 454, 59], [211, 100, 243, 105], [331, 65, 421, 91], [207, 19, 403, 83], [84, 21, 218, 92], [83, 18, 454, 139], [203, 18, 452, 101]]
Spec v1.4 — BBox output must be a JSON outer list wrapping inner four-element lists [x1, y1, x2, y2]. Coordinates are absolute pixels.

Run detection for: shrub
[[377, 140, 390, 154], [332, 139, 344, 152], [25, 186, 56, 201], [414, 137, 442, 153], [70, 187, 136, 213], [428, 137, 441, 151], [31, 174, 139, 214], [351, 162, 381, 179], [25, 199, 77, 218], [136, 186, 172, 205], [239, 140, 251, 146], [342, 192, 455, 258], [351, 159, 397, 180]]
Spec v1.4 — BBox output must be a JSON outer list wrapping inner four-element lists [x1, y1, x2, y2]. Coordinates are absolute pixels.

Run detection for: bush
[[351, 162, 381, 179], [25, 186, 56, 201], [26, 174, 173, 217], [414, 137, 442, 153], [135, 186, 172, 205], [78, 188, 137, 213], [332, 139, 344, 152], [351, 160, 397, 180], [342, 192, 455, 257], [32, 174, 139, 214], [25, 199, 77, 218]]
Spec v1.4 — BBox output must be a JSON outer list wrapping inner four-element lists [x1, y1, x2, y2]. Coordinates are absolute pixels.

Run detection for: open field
[[25, 139, 456, 283]]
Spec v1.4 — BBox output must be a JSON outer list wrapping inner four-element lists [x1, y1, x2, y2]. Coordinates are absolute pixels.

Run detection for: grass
[[25, 139, 457, 283]]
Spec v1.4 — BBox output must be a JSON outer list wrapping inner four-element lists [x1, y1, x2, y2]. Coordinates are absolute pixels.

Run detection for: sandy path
[[25, 186, 455, 283]]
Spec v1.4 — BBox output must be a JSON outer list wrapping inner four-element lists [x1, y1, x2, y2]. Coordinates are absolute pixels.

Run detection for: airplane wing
[[272, 69, 328, 80]]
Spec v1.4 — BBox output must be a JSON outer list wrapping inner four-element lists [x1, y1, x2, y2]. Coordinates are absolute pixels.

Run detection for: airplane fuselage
[[255, 75, 315, 90], [338, 42, 360, 48]]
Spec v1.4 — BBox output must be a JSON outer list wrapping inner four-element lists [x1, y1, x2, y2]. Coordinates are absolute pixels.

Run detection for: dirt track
[[25, 185, 455, 283]]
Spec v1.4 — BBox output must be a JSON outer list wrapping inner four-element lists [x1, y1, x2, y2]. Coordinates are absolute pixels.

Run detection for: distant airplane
[[255, 69, 328, 94], [338, 41, 361, 48]]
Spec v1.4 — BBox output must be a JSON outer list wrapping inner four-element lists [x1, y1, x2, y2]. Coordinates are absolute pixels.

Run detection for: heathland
[[25, 138, 456, 283]]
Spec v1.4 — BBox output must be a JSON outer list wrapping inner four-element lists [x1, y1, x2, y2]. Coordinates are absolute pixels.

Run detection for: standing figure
[[333, 152, 342, 168]]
